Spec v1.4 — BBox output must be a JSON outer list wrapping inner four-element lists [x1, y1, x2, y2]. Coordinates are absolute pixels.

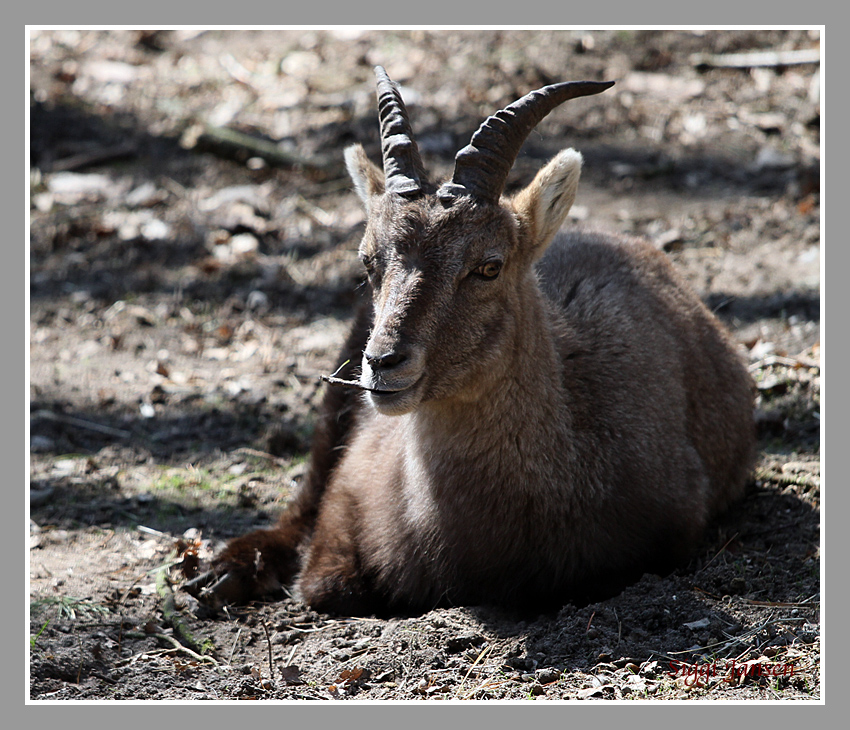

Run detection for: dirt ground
[[28, 29, 821, 702]]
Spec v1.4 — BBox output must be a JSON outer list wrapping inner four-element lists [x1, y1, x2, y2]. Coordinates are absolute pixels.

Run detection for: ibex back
[[187, 67, 755, 615]]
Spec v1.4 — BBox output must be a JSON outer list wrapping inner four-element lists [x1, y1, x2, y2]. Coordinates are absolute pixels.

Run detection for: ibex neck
[[411, 288, 569, 464]]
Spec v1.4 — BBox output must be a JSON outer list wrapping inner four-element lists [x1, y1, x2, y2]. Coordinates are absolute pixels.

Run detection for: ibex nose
[[365, 350, 408, 371]]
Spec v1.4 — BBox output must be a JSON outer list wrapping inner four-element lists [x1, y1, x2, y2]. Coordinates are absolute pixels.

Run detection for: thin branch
[[319, 373, 373, 391], [284, 644, 299, 668], [754, 466, 820, 491], [47, 143, 138, 173], [748, 354, 820, 373], [152, 633, 219, 665], [691, 48, 821, 69], [228, 627, 243, 666], [196, 124, 339, 172], [155, 566, 214, 661], [743, 597, 820, 608], [455, 645, 492, 699], [698, 532, 740, 573], [319, 360, 384, 392], [664, 616, 808, 657], [34, 409, 132, 438], [262, 619, 276, 686], [234, 447, 289, 466]]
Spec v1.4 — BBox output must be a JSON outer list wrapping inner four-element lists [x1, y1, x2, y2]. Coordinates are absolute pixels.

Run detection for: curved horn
[[437, 80, 615, 204], [375, 66, 427, 197]]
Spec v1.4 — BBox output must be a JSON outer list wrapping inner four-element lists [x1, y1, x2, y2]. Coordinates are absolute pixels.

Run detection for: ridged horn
[[437, 80, 615, 204], [375, 66, 427, 197]]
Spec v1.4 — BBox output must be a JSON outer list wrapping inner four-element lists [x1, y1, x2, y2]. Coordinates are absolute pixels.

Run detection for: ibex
[[187, 67, 755, 615]]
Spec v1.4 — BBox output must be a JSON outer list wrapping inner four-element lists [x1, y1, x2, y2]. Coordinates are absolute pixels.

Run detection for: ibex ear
[[345, 144, 385, 209], [512, 148, 582, 260]]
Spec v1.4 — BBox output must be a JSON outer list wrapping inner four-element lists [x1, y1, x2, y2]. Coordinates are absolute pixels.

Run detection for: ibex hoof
[[183, 569, 249, 607]]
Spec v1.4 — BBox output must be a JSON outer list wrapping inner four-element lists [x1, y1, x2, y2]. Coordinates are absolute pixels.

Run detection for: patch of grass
[[287, 452, 311, 471], [154, 502, 183, 519], [152, 466, 215, 493], [30, 618, 50, 649], [31, 595, 110, 621], [200, 638, 216, 655]]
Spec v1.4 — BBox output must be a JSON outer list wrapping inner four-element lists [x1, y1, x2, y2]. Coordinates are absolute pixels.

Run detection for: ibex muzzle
[[361, 271, 428, 415], [189, 66, 756, 616]]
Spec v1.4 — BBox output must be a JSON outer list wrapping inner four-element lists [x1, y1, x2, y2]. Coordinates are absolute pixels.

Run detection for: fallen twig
[[151, 634, 218, 665], [665, 616, 809, 657], [195, 124, 339, 172], [698, 532, 740, 573], [76, 635, 84, 683], [294, 195, 334, 227], [691, 48, 821, 69], [155, 566, 216, 662], [235, 446, 289, 466], [220, 53, 262, 95], [748, 354, 820, 373], [47, 143, 138, 173], [742, 597, 820, 608], [455, 645, 492, 699], [262, 619, 276, 686], [284, 644, 299, 668], [458, 677, 511, 700], [115, 646, 200, 667], [91, 671, 118, 685], [754, 466, 820, 491], [33, 409, 132, 438], [228, 627, 243, 666]]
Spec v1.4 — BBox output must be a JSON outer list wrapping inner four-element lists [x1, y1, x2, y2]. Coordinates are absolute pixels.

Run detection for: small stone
[[728, 577, 747, 594], [141, 218, 171, 241], [445, 634, 483, 653], [536, 668, 561, 684], [30, 486, 55, 509], [230, 233, 259, 256], [683, 617, 712, 631], [30, 435, 55, 453], [247, 290, 269, 310], [274, 630, 298, 645], [53, 458, 77, 475]]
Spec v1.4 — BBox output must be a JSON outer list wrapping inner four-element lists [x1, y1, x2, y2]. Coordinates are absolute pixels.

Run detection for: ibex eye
[[474, 260, 502, 280], [360, 254, 378, 276]]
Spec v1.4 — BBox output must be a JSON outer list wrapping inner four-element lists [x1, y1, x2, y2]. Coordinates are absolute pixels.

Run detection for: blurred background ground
[[28, 29, 820, 701]]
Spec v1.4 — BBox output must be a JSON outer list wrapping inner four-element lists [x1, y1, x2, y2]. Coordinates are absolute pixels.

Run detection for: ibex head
[[346, 67, 614, 416]]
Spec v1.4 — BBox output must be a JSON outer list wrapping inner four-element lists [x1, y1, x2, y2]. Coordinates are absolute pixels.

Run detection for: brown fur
[[189, 91, 755, 617]]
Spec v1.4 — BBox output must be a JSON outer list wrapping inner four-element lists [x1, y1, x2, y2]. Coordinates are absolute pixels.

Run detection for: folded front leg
[[185, 517, 305, 606]]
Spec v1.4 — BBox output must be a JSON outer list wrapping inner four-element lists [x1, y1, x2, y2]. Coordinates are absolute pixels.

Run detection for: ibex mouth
[[367, 376, 424, 415], [370, 384, 414, 397], [368, 374, 421, 396]]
